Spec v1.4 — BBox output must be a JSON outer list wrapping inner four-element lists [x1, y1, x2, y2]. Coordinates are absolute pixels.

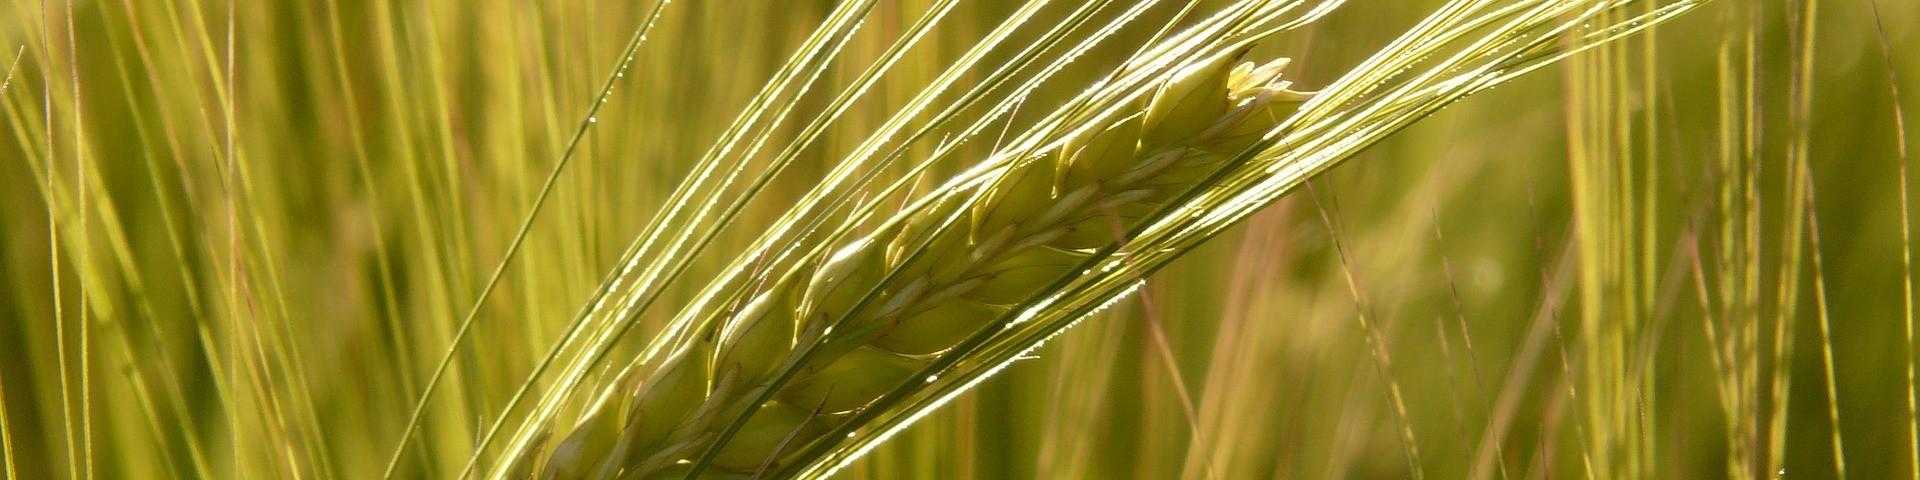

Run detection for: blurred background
[[1, 0, 1916, 478]]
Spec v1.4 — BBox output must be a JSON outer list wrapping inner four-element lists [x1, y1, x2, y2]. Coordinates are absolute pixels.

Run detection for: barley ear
[[538, 47, 1314, 479]]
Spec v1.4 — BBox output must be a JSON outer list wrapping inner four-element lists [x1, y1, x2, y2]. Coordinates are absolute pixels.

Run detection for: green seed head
[[553, 47, 1317, 479]]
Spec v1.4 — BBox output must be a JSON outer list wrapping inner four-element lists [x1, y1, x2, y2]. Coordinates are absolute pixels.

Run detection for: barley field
[[1, 0, 1916, 478]]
